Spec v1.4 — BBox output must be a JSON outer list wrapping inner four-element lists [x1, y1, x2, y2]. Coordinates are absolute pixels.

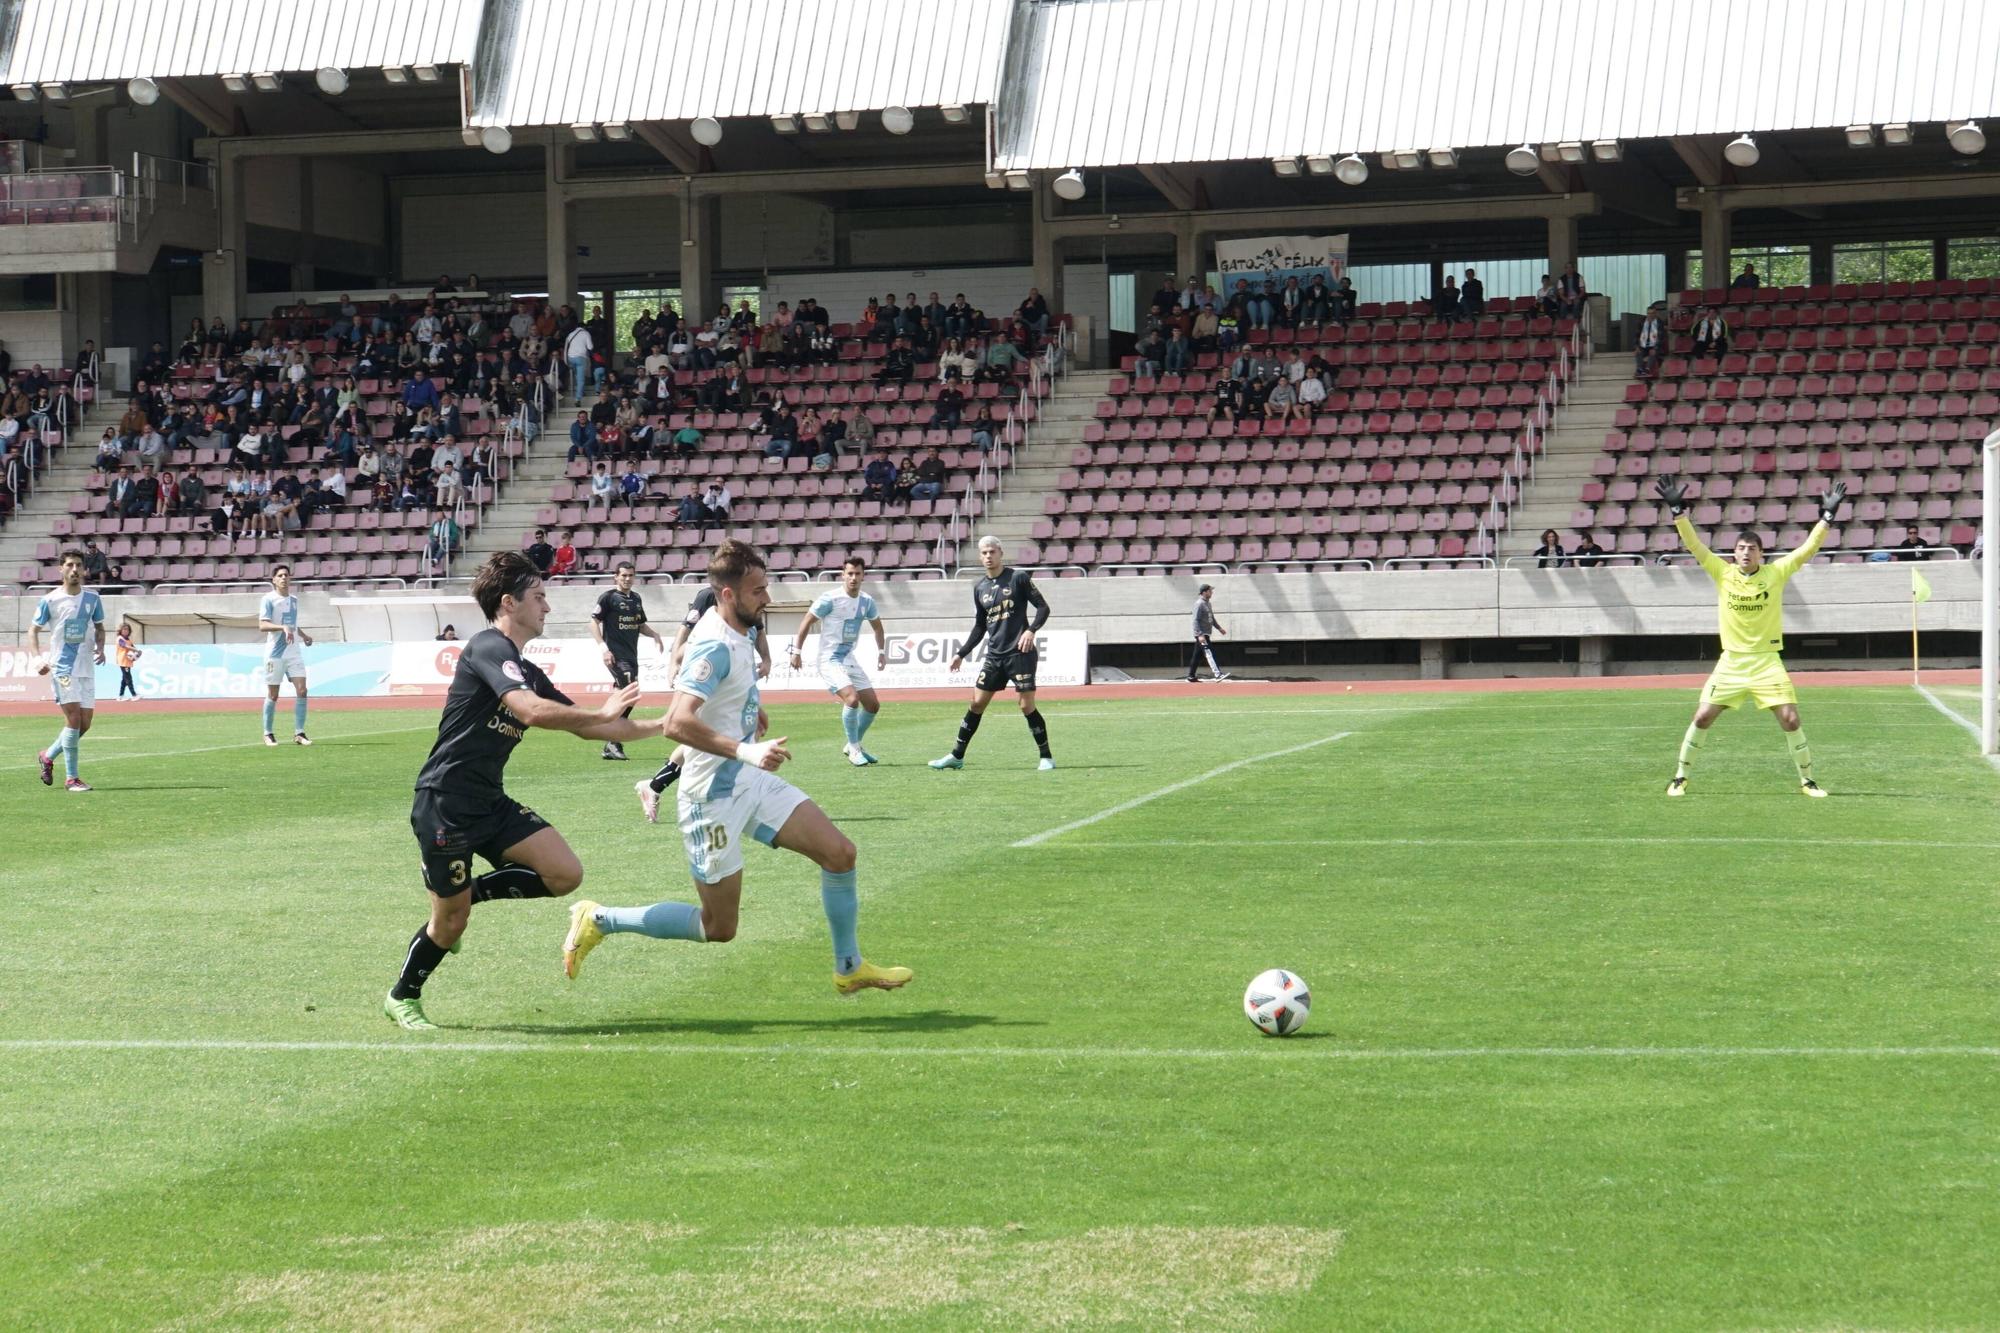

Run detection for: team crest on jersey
[[501, 660, 525, 682], [687, 657, 715, 683]]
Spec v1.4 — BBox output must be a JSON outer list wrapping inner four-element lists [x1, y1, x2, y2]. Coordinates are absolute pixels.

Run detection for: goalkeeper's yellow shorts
[[1700, 651, 1797, 711]]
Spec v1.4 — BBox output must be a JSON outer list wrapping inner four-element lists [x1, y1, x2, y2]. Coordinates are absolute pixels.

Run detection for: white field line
[[0, 1038, 1993, 1060], [17, 723, 433, 769], [1051, 710, 1956, 729], [1038, 835, 2000, 851], [1012, 731, 1354, 848], [1914, 683, 2000, 772]]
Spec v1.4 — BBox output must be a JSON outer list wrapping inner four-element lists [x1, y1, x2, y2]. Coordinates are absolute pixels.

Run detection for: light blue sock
[[821, 869, 860, 975], [261, 698, 276, 734], [48, 725, 68, 759], [595, 901, 706, 940], [61, 729, 79, 780], [841, 704, 860, 745], [855, 707, 878, 741], [293, 696, 308, 734]]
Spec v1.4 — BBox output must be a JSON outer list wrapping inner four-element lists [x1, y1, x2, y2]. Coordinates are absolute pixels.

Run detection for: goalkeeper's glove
[[1818, 480, 1848, 525], [1652, 474, 1691, 517]]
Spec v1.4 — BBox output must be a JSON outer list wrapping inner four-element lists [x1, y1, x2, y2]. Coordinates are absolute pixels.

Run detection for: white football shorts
[[264, 644, 307, 685], [676, 764, 810, 884], [50, 662, 96, 707], [818, 652, 873, 695]]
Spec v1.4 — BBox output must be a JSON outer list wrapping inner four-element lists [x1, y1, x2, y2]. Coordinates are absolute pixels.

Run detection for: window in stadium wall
[[1440, 254, 1664, 321], [610, 288, 679, 353], [1346, 263, 1431, 304], [1832, 241, 1935, 285], [1685, 245, 1809, 289], [1947, 236, 2000, 279]]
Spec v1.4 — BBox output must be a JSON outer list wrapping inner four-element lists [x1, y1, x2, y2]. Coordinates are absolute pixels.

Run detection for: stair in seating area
[[1498, 356, 1634, 559], [965, 368, 1113, 566], [0, 399, 120, 584], [454, 399, 585, 569]]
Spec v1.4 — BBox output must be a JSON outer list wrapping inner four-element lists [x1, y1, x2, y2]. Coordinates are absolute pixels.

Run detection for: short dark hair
[[614, 560, 635, 574], [270, 563, 291, 578], [842, 555, 866, 571], [708, 539, 766, 590], [473, 550, 541, 620], [59, 547, 86, 566], [1733, 532, 1767, 550]]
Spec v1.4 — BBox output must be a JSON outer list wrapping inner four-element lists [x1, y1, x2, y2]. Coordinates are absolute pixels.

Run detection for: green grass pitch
[[1, 686, 1995, 1329]]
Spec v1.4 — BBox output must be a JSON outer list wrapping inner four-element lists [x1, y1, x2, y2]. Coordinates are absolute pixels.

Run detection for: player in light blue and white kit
[[29, 549, 106, 792], [788, 554, 887, 766], [562, 540, 913, 996], [257, 563, 313, 746]]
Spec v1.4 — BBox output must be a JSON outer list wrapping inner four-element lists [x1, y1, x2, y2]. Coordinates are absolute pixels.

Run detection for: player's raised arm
[[1769, 481, 1846, 578], [664, 687, 788, 770], [1656, 474, 1726, 578]]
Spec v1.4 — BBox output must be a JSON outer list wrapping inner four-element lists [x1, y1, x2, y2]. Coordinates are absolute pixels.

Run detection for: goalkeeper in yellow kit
[[1654, 474, 1847, 797]]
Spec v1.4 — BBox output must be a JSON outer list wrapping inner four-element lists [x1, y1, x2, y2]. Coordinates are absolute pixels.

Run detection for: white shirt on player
[[33, 587, 103, 677], [259, 590, 300, 658], [673, 607, 762, 802], [808, 589, 877, 664]]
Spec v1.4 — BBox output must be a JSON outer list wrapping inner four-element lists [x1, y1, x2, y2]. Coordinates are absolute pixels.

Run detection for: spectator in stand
[[1433, 274, 1461, 318], [619, 459, 647, 509], [550, 530, 579, 577], [355, 441, 382, 504], [1535, 273, 1560, 316], [863, 453, 896, 502], [567, 411, 597, 463], [702, 480, 731, 523], [911, 449, 947, 502], [564, 321, 600, 401], [1460, 268, 1485, 317], [848, 406, 877, 453], [434, 460, 463, 512], [890, 454, 916, 506], [95, 426, 122, 470], [105, 465, 135, 517], [978, 336, 1023, 383], [401, 366, 439, 414], [939, 338, 978, 382], [669, 421, 703, 457], [1132, 327, 1165, 380], [322, 462, 349, 509], [176, 467, 207, 517], [1278, 276, 1304, 328], [427, 506, 462, 564], [1297, 368, 1327, 416], [1241, 376, 1270, 422], [156, 467, 179, 517], [1210, 371, 1241, 422], [525, 528, 556, 574], [874, 337, 916, 384], [1572, 531, 1607, 566], [1557, 263, 1586, 316], [1635, 306, 1666, 378], [1690, 306, 1731, 358], [819, 407, 848, 460], [945, 293, 975, 341], [1191, 303, 1221, 353], [116, 397, 150, 452], [1163, 326, 1192, 375], [436, 624, 459, 641], [1895, 532, 1931, 561], [1533, 529, 1571, 568], [82, 537, 116, 584], [933, 383, 967, 430], [1265, 374, 1299, 422], [587, 461, 617, 517], [1730, 263, 1760, 292], [1018, 287, 1051, 338]]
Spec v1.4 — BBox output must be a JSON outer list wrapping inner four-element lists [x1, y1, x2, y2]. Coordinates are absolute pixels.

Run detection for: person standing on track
[[115, 620, 142, 698], [930, 535, 1055, 771], [1185, 583, 1231, 682], [590, 560, 664, 762]]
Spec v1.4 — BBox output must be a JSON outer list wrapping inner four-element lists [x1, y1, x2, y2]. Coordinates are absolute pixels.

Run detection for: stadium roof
[[0, 0, 482, 84], [464, 0, 1009, 128], [992, 0, 2000, 170]]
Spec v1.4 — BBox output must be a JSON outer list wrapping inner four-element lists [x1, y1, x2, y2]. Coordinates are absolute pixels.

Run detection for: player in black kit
[[930, 535, 1055, 770], [635, 576, 770, 821], [383, 551, 660, 1031], [591, 560, 664, 762]]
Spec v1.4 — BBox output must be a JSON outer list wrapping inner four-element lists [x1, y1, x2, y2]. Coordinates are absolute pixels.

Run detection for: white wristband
[[734, 741, 758, 762]]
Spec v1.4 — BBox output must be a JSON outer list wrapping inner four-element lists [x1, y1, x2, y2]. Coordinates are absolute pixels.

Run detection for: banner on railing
[[1214, 234, 1348, 296], [388, 630, 1090, 696], [0, 642, 395, 701]]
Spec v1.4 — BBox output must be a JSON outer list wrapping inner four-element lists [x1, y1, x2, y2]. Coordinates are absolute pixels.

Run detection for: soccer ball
[[1243, 968, 1311, 1037]]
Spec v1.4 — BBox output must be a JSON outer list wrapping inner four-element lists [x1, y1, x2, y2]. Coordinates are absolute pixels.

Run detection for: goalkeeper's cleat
[[1038, 757, 1056, 771], [64, 777, 91, 793], [383, 993, 437, 1030], [563, 900, 606, 980], [1665, 777, 1687, 797], [37, 749, 53, 786], [264, 733, 279, 747], [635, 778, 660, 824], [294, 732, 312, 746], [834, 960, 914, 995], [845, 744, 870, 767], [1800, 779, 1828, 798], [928, 754, 963, 770]]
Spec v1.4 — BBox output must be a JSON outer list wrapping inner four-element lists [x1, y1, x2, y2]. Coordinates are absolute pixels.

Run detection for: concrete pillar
[[1665, 247, 1687, 298], [1174, 220, 1203, 288], [1698, 195, 1730, 290], [677, 189, 718, 327], [1577, 635, 1607, 678], [1419, 637, 1447, 680], [289, 157, 316, 293], [201, 152, 247, 325], [545, 144, 577, 314], [1546, 215, 1578, 283], [1030, 183, 1066, 318]]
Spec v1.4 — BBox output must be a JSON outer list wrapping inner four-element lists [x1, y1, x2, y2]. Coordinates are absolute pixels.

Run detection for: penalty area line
[[0, 1038, 1994, 1060], [1011, 731, 1355, 848]]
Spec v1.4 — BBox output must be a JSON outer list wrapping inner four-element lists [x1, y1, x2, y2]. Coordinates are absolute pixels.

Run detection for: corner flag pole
[[1984, 429, 2000, 754]]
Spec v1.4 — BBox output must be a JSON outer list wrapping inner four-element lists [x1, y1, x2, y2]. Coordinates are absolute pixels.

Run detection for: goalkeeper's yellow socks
[[1675, 721, 1704, 779], [1786, 728, 1813, 783]]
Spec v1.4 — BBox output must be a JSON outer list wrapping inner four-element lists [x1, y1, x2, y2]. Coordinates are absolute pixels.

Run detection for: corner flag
[[1913, 568, 1933, 604]]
